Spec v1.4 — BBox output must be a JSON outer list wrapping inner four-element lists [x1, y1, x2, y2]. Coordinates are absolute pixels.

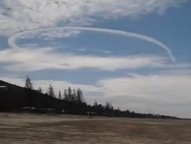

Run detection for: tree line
[[24, 75, 178, 119], [26, 75, 85, 104]]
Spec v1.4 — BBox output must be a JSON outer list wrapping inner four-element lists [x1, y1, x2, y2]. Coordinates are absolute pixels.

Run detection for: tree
[[58, 91, 62, 99], [38, 87, 42, 93], [76, 88, 84, 104], [25, 75, 33, 90], [72, 89, 77, 102], [67, 87, 72, 101], [105, 102, 113, 110], [93, 101, 98, 107], [47, 84, 55, 97], [63, 89, 68, 101]]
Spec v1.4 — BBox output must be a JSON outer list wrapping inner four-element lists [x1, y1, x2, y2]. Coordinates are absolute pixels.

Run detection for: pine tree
[[93, 101, 98, 107], [76, 88, 84, 104], [38, 87, 42, 93], [47, 84, 55, 97], [72, 89, 77, 102], [63, 89, 68, 101], [68, 87, 72, 101], [25, 75, 33, 90], [58, 91, 62, 99], [105, 102, 113, 110]]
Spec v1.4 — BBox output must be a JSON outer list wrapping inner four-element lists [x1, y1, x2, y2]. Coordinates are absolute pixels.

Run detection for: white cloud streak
[[0, 47, 166, 72], [8, 27, 176, 62]]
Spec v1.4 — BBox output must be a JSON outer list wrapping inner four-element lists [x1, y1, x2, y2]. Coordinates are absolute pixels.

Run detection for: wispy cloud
[[33, 29, 80, 40], [21, 43, 39, 48], [76, 48, 86, 52], [94, 49, 112, 54], [95, 72, 191, 117], [0, 47, 167, 71], [0, 0, 187, 36]]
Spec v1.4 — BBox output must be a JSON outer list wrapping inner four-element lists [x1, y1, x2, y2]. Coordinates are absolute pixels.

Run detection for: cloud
[[21, 43, 39, 48], [97, 74, 191, 100], [31, 29, 81, 40], [0, 0, 190, 118], [94, 49, 112, 54], [76, 48, 86, 52], [0, 47, 167, 71], [1, 70, 191, 118], [96, 73, 191, 118], [0, 0, 187, 36], [8, 27, 176, 62], [102, 50, 112, 54]]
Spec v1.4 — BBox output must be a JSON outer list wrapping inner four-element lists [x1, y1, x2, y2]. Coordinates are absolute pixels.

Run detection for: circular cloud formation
[[8, 27, 176, 62]]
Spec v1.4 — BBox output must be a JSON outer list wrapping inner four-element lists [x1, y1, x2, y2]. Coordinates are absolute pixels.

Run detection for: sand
[[0, 113, 191, 144]]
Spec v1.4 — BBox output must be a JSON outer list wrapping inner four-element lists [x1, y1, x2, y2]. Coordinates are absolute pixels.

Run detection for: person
[[87, 112, 93, 119]]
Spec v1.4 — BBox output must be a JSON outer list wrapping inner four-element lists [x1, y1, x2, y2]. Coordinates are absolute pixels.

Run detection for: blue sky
[[0, 0, 191, 118]]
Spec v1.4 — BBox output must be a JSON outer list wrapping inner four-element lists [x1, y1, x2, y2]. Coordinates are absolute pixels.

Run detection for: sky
[[0, 0, 191, 118]]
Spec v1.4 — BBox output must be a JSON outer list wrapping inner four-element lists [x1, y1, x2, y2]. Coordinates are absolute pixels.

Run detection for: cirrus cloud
[[0, 0, 187, 36], [0, 47, 167, 72]]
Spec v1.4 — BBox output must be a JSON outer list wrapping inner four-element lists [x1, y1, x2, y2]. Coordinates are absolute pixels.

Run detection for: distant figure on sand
[[87, 112, 93, 119]]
